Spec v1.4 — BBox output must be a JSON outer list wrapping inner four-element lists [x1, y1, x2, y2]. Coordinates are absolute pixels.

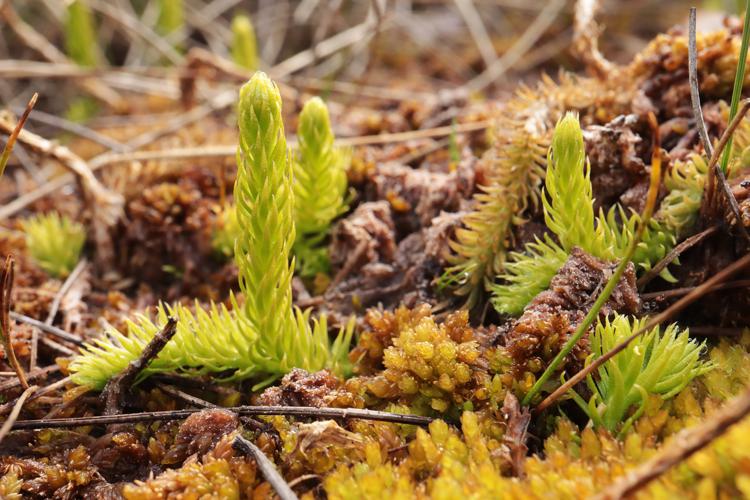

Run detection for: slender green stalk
[[720, 0, 750, 173], [231, 14, 259, 71], [522, 119, 663, 406], [64, 0, 99, 67]]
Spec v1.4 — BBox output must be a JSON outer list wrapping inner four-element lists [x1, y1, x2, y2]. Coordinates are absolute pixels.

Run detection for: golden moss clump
[[363, 309, 497, 414], [324, 412, 516, 499], [351, 304, 434, 376], [123, 435, 258, 499]]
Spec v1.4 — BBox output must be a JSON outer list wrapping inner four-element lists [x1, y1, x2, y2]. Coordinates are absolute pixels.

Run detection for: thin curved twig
[[10, 405, 433, 430]]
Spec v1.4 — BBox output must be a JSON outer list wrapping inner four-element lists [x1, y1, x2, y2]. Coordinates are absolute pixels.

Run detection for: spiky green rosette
[[231, 14, 259, 71], [70, 73, 352, 390], [491, 113, 675, 315], [21, 212, 86, 279], [293, 97, 349, 277], [571, 314, 712, 434]]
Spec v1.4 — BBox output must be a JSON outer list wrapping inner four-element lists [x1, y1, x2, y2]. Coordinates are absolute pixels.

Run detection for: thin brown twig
[[637, 225, 719, 289], [0, 385, 37, 446], [10, 312, 83, 346], [9, 405, 433, 430], [688, 7, 714, 158], [0, 364, 58, 393], [0, 256, 27, 390], [0, 114, 123, 222], [641, 279, 750, 300], [103, 317, 178, 415], [596, 383, 750, 499], [0, 376, 71, 417], [0, 92, 37, 178], [535, 251, 750, 415], [157, 383, 215, 408], [45, 259, 88, 325], [233, 434, 299, 500], [701, 99, 750, 245]]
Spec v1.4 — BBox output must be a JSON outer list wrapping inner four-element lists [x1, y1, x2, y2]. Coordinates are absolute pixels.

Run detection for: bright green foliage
[[157, 0, 184, 36], [234, 74, 352, 380], [491, 113, 675, 316], [658, 154, 708, 239], [70, 301, 250, 389], [231, 14, 259, 71], [570, 314, 712, 434], [210, 97, 349, 279], [71, 73, 354, 390], [64, 0, 99, 67], [293, 97, 350, 278], [211, 204, 239, 258], [439, 91, 548, 308], [21, 212, 85, 279]]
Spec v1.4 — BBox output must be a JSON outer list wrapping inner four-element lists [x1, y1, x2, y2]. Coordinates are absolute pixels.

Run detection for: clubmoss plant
[[570, 314, 712, 435], [211, 96, 350, 279], [231, 13, 259, 71], [293, 97, 350, 278], [439, 89, 549, 308], [70, 73, 353, 390], [20, 212, 85, 279], [64, 0, 99, 68], [491, 113, 674, 315]]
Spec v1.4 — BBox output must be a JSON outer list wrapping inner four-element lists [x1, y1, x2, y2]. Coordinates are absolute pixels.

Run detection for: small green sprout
[[20, 212, 86, 279], [64, 0, 99, 68], [231, 13, 259, 71], [293, 96, 350, 278], [570, 314, 712, 435], [491, 113, 674, 315], [71, 73, 353, 390], [156, 0, 184, 36]]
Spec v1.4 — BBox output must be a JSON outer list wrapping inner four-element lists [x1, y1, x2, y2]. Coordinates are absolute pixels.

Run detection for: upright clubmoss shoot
[[491, 113, 674, 315], [71, 73, 353, 390], [20, 212, 86, 279], [231, 13, 259, 71], [64, 0, 99, 68], [293, 97, 350, 278]]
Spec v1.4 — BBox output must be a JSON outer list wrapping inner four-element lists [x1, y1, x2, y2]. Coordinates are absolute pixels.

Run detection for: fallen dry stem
[[102, 317, 178, 416], [701, 99, 750, 245], [9, 405, 433, 430], [0, 92, 37, 178], [0, 113, 123, 223], [688, 8, 713, 158], [0, 256, 27, 390], [233, 434, 299, 500], [10, 312, 83, 346], [597, 382, 750, 499], [637, 225, 719, 289], [535, 251, 750, 414], [0, 385, 37, 446]]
